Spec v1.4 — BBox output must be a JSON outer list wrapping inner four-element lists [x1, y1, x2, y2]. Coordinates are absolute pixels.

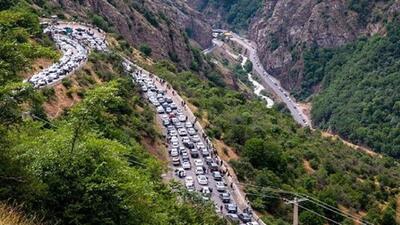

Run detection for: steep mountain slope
[[187, 0, 262, 31], [38, 0, 212, 69], [250, 0, 400, 93], [310, 21, 400, 158]]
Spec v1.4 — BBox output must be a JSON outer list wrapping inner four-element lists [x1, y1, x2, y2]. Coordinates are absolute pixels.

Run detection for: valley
[[1, 0, 400, 225]]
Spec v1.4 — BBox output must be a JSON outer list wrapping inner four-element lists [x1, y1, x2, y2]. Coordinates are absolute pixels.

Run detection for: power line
[[244, 190, 343, 225], [297, 203, 342, 225], [235, 182, 373, 225]]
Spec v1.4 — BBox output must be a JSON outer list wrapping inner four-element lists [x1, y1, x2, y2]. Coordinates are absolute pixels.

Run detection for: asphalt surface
[[122, 60, 260, 225], [211, 29, 311, 127]]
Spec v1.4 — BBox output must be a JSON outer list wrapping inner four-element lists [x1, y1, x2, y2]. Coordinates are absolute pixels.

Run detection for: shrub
[[139, 44, 152, 57]]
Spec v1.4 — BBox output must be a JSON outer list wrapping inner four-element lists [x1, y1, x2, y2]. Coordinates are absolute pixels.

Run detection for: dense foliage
[[149, 61, 400, 225], [307, 22, 400, 158]]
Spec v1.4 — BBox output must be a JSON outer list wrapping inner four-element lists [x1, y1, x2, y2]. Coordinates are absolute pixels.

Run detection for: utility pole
[[286, 197, 307, 225]]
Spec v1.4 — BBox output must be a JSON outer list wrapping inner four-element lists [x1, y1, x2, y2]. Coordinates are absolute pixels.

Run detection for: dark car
[[225, 204, 237, 214], [212, 171, 222, 181], [219, 192, 231, 203], [238, 213, 252, 223], [209, 163, 219, 172], [190, 149, 199, 158]]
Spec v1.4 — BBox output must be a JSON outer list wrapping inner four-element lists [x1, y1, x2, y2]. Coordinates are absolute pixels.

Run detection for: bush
[[61, 78, 72, 89], [139, 44, 152, 57]]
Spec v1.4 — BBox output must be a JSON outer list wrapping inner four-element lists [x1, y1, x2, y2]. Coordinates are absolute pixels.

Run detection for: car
[[219, 192, 231, 203], [197, 175, 208, 185], [191, 135, 201, 143], [201, 149, 210, 157], [170, 103, 177, 110], [165, 107, 172, 113], [225, 204, 237, 214], [178, 115, 186, 122], [238, 213, 252, 223], [156, 106, 165, 114], [185, 122, 193, 128], [175, 168, 186, 178], [175, 121, 184, 128], [184, 141, 195, 149], [197, 142, 206, 150], [200, 186, 212, 200], [227, 214, 240, 223], [216, 181, 226, 192], [171, 140, 179, 148], [178, 128, 187, 136], [182, 152, 190, 162], [182, 136, 190, 143], [162, 119, 170, 126], [195, 166, 204, 175], [170, 148, 179, 157], [212, 171, 222, 181], [187, 128, 197, 136], [170, 135, 179, 142], [190, 148, 199, 158], [165, 96, 173, 103], [185, 176, 194, 190], [172, 157, 180, 166], [182, 161, 191, 170], [209, 163, 219, 172], [194, 159, 204, 167], [246, 222, 259, 225], [169, 129, 178, 137]]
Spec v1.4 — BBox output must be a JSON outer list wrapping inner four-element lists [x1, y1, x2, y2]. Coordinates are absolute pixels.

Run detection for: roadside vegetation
[[300, 20, 400, 158], [148, 60, 400, 225]]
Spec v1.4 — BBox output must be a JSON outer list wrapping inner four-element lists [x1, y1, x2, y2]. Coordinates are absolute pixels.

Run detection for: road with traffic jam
[[122, 61, 261, 225], [27, 20, 262, 224], [26, 21, 107, 88]]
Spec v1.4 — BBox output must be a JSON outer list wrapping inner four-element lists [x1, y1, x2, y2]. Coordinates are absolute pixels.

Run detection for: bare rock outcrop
[[51, 0, 212, 69]]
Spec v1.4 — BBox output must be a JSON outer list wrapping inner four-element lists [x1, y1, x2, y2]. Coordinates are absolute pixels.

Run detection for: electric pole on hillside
[[286, 197, 307, 225]]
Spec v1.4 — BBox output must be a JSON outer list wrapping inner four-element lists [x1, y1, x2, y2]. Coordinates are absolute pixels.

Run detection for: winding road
[[29, 21, 265, 224], [209, 29, 311, 127]]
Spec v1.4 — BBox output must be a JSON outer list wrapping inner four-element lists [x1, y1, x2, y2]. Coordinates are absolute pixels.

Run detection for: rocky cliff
[[249, 0, 400, 92], [46, 0, 212, 69]]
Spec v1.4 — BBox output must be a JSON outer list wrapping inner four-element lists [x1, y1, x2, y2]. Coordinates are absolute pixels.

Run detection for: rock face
[[249, 0, 398, 91], [51, 0, 212, 69]]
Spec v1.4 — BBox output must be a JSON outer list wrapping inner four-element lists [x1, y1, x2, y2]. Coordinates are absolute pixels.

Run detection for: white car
[[185, 176, 194, 187], [215, 181, 226, 192], [178, 115, 186, 122], [197, 142, 206, 149], [197, 175, 208, 185], [178, 128, 187, 136], [170, 148, 179, 157], [191, 135, 201, 143], [182, 161, 191, 170], [195, 166, 204, 175], [194, 159, 204, 167]]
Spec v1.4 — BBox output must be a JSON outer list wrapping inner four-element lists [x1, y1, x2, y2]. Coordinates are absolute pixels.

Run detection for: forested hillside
[[145, 60, 400, 225], [309, 21, 400, 158]]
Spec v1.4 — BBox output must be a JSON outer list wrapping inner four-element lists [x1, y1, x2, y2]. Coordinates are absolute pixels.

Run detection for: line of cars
[[27, 24, 107, 88], [127, 62, 258, 225]]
